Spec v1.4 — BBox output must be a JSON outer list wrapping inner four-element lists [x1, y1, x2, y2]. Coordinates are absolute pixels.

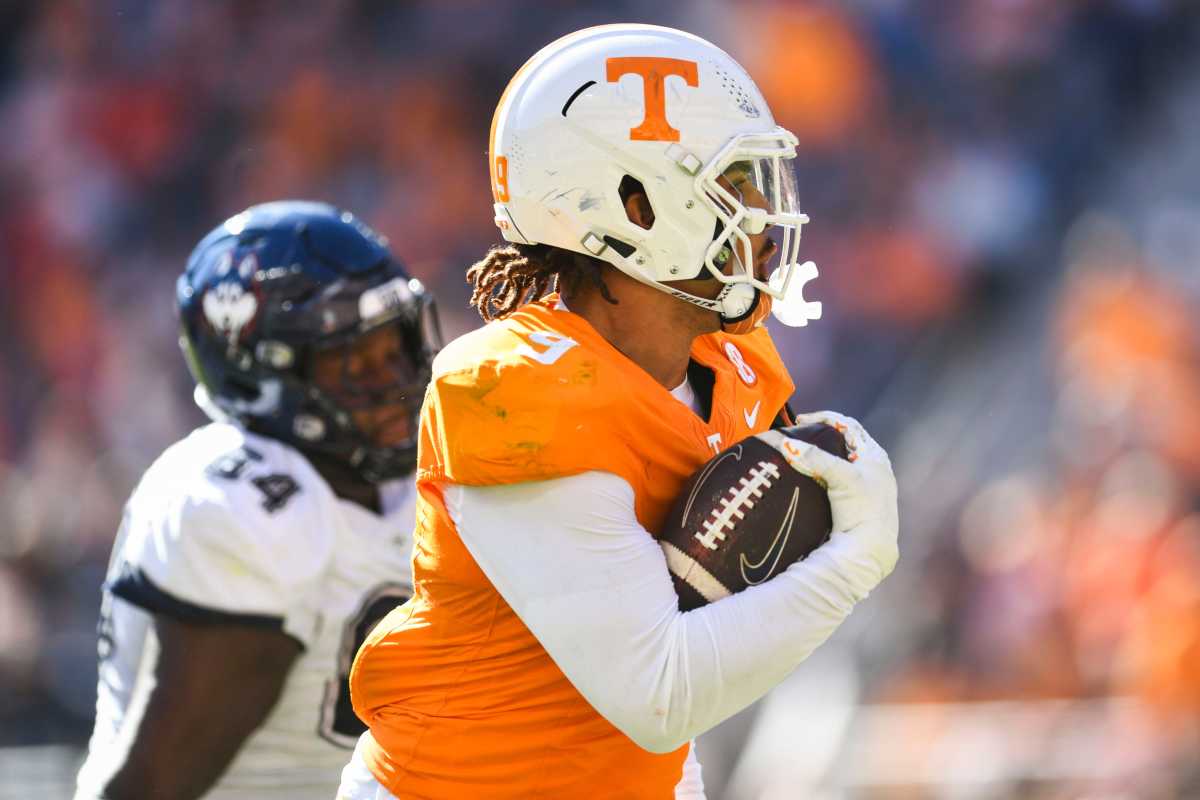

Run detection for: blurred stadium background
[[2, 1, 1198, 798]]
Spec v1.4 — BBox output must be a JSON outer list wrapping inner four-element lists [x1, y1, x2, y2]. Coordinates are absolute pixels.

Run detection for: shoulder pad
[[420, 316, 636, 486], [132, 423, 331, 532]]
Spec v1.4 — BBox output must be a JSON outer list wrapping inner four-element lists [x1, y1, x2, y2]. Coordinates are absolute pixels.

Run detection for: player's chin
[[362, 412, 414, 448], [753, 241, 778, 280]]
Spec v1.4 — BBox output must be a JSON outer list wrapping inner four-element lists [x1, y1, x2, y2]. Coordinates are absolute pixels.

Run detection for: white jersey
[[75, 422, 416, 800]]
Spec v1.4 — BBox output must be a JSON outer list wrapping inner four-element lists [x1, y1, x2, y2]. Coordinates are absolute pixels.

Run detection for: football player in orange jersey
[[339, 24, 898, 800]]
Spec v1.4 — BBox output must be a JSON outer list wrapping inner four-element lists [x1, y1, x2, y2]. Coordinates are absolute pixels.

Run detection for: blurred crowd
[[839, 250, 1200, 799], [1, 1, 1197, 796]]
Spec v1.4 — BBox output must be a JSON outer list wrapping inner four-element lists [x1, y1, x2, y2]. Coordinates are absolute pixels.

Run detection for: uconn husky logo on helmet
[[177, 200, 442, 481], [202, 279, 259, 345]]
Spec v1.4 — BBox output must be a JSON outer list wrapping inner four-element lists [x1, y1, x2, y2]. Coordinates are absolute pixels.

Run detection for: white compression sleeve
[[446, 470, 880, 754], [675, 744, 706, 799]]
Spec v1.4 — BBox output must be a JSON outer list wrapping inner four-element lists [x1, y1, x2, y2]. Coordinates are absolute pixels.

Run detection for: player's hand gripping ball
[[661, 423, 851, 611]]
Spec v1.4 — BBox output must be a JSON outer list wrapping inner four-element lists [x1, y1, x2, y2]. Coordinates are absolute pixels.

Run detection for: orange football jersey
[[350, 295, 794, 798]]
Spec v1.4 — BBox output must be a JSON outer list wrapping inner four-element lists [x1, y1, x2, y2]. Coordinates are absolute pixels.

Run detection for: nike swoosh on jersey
[[743, 400, 761, 428], [739, 486, 799, 585]]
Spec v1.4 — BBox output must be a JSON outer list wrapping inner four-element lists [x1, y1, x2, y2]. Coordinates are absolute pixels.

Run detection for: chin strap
[[721, 288, 771, 335], [564, 216, 822, 330]]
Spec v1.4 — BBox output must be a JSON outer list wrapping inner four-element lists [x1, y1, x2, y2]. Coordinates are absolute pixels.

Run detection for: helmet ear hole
[[618, 176, 654, 230]]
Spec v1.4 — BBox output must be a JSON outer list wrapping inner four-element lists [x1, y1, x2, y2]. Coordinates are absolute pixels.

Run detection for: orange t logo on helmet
[[605, 57, 698, 141]]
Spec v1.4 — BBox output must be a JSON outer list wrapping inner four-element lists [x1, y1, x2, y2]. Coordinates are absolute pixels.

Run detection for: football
[[661, 423, 850, 611]]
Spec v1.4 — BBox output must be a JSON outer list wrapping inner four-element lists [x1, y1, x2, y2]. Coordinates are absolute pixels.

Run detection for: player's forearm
[[451, 474, 879, 753], [101, 759, 216, 800], [579, 531, 883, 752], [98, 702, 233, 800], [97, 617, 300, 800], [610, 532, 878, 751], [98, 691, 253, 800]]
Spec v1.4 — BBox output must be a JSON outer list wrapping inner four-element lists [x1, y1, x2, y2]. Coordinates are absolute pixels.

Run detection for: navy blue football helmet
[[177, 200, 440, 481]]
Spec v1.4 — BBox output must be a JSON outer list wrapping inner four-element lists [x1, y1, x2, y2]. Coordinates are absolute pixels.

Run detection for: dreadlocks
[[466, 243, 618, 322]]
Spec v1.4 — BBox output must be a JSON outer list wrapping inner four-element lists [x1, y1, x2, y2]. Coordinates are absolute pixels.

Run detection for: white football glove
[[755, 411, 900, 594]]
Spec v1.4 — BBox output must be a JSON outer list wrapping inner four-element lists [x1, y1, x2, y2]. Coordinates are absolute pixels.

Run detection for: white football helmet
[[489, 23, 821, 328]]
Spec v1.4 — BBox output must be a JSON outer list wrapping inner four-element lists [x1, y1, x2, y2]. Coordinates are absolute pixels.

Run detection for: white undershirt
[[670, 376, 700, 415], [446, 470, 882, 756]]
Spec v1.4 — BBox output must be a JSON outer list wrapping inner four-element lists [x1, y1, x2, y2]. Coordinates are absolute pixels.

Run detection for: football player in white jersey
[[74, 201, 441, 800]]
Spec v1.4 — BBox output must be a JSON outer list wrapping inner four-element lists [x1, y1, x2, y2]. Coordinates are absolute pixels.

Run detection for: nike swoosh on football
[[743, 400, 761, 428], [739, 487, 799, 586]]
